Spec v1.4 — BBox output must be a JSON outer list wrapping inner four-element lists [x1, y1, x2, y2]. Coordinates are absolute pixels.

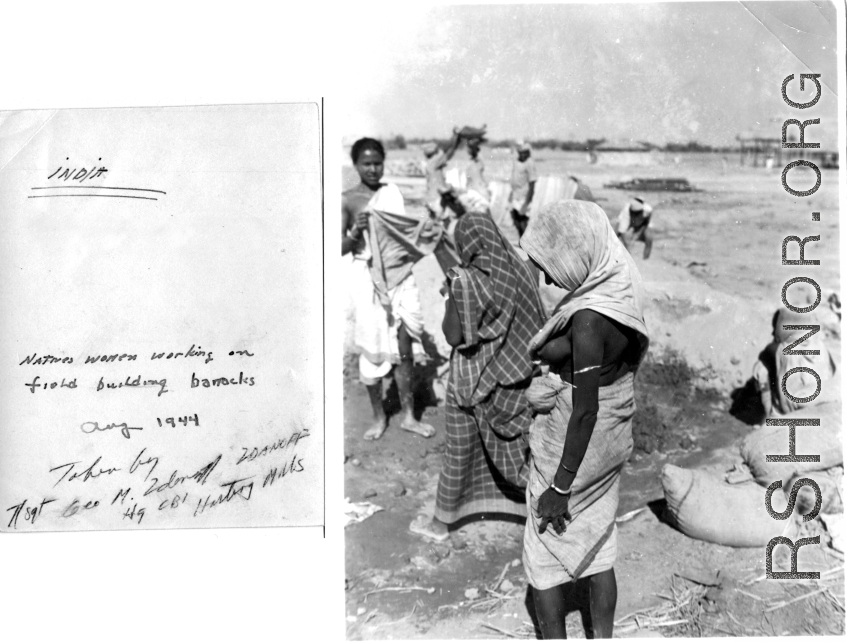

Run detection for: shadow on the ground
[[449, 511, 526, 532], [647, 498, 672, 526], [729, 377, 766, 425]]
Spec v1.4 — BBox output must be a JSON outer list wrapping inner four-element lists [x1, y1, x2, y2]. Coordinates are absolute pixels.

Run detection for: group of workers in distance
[[422, 130, 654, 255]]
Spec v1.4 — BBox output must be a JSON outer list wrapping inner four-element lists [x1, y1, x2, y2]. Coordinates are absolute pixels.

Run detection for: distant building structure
[[594, 139, 654, 153], [594, 139, 656, 167], [736, 134, 782, 167], [737, 132, 839, 169]]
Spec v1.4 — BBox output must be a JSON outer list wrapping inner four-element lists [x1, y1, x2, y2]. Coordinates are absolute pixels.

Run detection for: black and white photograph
[[341, 2, 844, 638], [0, 1, 844, 641]]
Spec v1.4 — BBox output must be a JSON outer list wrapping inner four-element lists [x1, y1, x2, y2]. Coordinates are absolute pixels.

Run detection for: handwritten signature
[[6, 498, 56, 529], [50, 456, 121, 487]]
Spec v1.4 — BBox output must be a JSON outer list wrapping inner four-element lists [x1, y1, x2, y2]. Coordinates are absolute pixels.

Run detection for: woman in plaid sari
[[411, 196, 546, 541]]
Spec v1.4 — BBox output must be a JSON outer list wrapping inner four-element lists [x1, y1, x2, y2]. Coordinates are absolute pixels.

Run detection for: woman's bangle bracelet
[[559, 462, 578, 474], [550, 483, 572, 496]]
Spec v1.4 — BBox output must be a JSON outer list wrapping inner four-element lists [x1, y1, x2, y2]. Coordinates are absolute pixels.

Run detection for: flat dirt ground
[[342, 148, 844, 639]]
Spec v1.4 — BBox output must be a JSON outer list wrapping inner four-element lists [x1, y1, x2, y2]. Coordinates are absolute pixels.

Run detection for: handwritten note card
[[0, 104, 323, 531]]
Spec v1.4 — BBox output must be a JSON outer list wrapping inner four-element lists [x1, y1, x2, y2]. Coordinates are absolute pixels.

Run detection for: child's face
[[355, 148, 384, 187]]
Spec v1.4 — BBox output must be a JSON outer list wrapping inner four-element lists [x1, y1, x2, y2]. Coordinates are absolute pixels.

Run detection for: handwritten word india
[[18, 346, 257, 396], [6, 427, 310, 529], [47, 157, 108, 182]]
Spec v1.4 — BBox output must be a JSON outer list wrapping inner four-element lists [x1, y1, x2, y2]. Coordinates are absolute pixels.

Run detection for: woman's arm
[[759, 387, 773, 418], [521, 180, 536, 215], [535, 309, 604, 535], [443, 128, 462, 163], [752, 348, 775, 420], [342, 199, 358, 255], [552, 310, 604, 490], [342, 198, 368, 256], [441, 282, 464, 347]]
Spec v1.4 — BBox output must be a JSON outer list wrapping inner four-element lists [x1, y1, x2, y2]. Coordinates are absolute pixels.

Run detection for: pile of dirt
[[631, 348, 718, 455], [632, 404, 688, 454], [639, 347, 698, 388]]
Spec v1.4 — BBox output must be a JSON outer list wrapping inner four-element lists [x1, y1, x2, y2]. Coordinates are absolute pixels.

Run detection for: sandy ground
[[342, 150, 844, 639]]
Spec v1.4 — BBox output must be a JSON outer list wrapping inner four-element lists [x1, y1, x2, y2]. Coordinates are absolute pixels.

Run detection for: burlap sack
[[662, 464, 784, 548], [741, 400, 842, 485], [787, 467, 843, 516]]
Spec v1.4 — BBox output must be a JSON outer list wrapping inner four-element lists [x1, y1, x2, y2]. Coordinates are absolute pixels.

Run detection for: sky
[[340, 1, 840, 148]]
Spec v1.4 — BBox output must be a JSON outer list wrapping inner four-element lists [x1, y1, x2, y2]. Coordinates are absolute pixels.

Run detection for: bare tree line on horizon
[[372, 134, 754, 154]]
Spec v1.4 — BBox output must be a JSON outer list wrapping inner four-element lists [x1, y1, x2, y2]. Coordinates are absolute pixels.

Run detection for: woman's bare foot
[[400, 412, 435, 438], [410, 515, 449, 541], [363, 418, 388, 441]]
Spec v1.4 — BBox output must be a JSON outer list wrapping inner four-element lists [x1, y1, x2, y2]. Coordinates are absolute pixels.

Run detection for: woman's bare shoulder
[[571, 309, 632, 344], [571, 308, 607, 328]]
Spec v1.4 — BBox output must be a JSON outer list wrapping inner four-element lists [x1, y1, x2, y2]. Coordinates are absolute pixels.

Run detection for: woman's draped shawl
[[519, 200, 649, 362], [367, 183, 444, 312], [449, 212, 546, 407]]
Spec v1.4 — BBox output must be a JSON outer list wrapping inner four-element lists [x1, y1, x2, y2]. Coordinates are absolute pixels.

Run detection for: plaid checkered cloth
[[434, 212, 546, 524], [448, 212, 546, 407], [522, 372, 636, 589], [435, 382, 533, 523]]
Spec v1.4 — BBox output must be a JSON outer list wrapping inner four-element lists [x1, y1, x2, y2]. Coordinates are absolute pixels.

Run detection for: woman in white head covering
[[752, 283, 837, 417], [518, 199, 649, 639]]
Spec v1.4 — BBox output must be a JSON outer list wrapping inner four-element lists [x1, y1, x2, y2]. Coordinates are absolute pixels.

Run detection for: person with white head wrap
[[464, 126, 491, 202], [517, 199, 649, 639], [615, 196, 654, 259]]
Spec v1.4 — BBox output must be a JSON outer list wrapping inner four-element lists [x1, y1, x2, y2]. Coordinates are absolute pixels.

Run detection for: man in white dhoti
[[509, 141, 538, 238]]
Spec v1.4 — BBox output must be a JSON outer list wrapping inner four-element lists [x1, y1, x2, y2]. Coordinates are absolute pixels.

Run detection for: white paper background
[[0, 3, 339, 641], [0, 104, 322, 532]]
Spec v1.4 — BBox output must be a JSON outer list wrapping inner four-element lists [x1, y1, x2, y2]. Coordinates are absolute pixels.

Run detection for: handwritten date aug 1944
[[79, 414, 201, 439], [6, 427, 311, 530]]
